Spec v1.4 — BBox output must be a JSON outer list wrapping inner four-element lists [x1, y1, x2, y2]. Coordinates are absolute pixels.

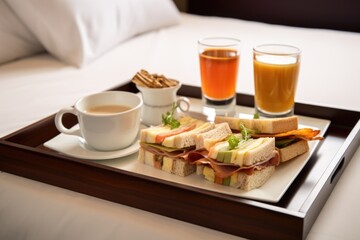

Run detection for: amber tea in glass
[[198, 37, 240, 116]]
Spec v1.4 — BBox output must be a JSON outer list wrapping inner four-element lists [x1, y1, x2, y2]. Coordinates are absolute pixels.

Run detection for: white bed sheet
[[1, 13, 360, 240], [1, 13, 360, 137]]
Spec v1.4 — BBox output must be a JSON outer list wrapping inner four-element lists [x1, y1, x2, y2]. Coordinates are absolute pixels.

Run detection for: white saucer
[[44, 124, 146, 160]]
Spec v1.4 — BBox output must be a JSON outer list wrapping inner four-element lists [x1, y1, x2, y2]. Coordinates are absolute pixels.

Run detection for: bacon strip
[[188, 150, 280, 178], [251, 128, 324, 141]]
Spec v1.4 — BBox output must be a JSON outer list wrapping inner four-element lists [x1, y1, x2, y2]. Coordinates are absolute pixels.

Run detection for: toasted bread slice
[[196, 165, 275, 191], [140, 116, 201, 144], [233, 166, 275, 191], [278, 139, 309, 162], [162, 122, 215, 148], [207, 137, 275, 167], [138, 148, 195, 177], [215, 116, 298, 134], [196, 122, 232, 150], [235, 137, 275, 166]]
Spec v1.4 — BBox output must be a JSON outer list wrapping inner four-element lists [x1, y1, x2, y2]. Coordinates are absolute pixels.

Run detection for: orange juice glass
[[253, 44, 301, 117], [198, 37, 240, 116]]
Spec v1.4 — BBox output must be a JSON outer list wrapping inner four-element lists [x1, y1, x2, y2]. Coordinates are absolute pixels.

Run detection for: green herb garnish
[[253, 113, 260, 119], [239, 123, 257, 141], [227, 124, 257, 149], [162, 102, 180, 129], [227, 134, 240, 150]]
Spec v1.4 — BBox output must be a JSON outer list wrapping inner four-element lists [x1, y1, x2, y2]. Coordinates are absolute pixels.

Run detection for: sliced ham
[[140, 142, 195, 159], [140, 142, 280, 178], [188, 150, 280, 178]]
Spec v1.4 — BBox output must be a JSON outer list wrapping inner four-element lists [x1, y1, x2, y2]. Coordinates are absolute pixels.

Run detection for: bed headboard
[[186, 0, 360, 33]]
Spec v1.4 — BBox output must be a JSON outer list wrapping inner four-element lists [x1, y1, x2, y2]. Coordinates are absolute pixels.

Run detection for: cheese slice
[[234, 138, 264, 166]]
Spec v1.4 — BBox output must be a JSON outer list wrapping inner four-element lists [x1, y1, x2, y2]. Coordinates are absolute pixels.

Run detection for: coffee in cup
[[85, 104, 131, 114], [55, 91, 143, 151]]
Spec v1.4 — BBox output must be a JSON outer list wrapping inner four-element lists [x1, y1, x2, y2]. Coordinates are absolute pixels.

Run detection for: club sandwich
[[214, 115, 323, 162], [138, 116, 233, 176], [189, 125, 280, 191]]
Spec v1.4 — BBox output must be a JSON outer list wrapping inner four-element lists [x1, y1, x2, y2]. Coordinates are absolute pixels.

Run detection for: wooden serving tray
[[1, 82, 359, 240]]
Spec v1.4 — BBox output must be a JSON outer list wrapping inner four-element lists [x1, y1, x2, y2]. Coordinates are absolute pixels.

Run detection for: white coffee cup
[[55, 91, 143, 151], [136, 83, 190, 126]]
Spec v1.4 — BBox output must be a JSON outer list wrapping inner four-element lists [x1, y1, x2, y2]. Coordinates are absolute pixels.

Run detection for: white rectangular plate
[[45, 97, 330, 203]]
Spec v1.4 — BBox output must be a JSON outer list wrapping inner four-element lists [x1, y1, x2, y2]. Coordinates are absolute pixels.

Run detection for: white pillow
[[0, 0, 44, 65], [5, 0, 180, 67]]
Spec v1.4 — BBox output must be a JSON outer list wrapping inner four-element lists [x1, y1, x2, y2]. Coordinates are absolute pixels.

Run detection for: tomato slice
[[215, 175, 223, 184], [155, 125, 196, 144]]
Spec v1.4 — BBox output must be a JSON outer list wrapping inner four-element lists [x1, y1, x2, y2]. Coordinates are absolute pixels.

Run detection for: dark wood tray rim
[[1, 83, 360, 240]]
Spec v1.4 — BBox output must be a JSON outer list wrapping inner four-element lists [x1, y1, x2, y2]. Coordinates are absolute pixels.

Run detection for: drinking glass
[[253, 44, 301, 117], [198, 37, 241, 116]]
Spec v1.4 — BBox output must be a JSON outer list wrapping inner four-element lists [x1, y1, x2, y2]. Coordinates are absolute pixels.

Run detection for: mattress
[[1, 13, 360, 240]]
